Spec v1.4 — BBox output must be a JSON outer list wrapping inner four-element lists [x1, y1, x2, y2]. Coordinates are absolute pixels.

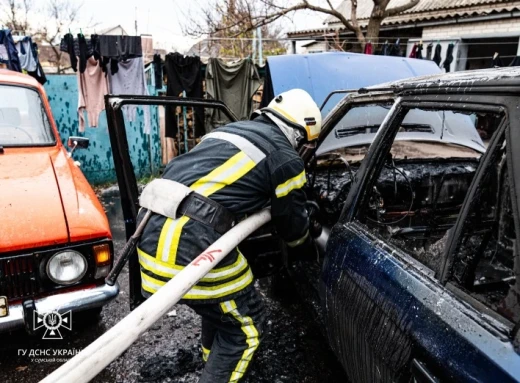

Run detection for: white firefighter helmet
[[263, 89, 322, 141]]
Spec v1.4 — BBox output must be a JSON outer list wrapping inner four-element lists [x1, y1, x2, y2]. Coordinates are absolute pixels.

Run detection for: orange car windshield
[[0, 85, 55, 146]]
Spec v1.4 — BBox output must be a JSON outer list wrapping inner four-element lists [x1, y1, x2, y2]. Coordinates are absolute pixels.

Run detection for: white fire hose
[[40, 208, 272, 383]]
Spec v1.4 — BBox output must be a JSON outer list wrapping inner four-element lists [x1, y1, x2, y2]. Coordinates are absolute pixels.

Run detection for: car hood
[[0, 147, 110, 253], [317, 105, 486, 156]]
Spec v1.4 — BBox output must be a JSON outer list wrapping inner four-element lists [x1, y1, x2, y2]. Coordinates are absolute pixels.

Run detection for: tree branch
[[385, 0, 420, 17]]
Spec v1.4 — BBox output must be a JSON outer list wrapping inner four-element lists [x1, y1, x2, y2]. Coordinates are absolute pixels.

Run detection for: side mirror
[[68, 136, 90, 150]]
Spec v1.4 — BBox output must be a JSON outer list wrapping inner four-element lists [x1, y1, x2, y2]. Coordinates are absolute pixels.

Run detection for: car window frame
[[337, 94, 514, 332], [339, 97, 507, 269], [0, 83, 57, 147]]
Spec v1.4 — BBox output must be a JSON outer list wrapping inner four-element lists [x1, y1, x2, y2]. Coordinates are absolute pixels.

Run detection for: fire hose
[[39, 208, 272, 383]]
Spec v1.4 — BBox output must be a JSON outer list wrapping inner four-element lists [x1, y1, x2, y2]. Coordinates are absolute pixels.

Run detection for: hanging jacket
[[433, 44, 442, 66], [381, 41, 390, 56], [443, 43, 454, 72], [137, 114, 310, 303], [0, 29, 21, 72]]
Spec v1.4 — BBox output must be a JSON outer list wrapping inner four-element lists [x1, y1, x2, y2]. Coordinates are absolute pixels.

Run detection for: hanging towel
[[409, 43, 417, 58], [443, 43, 454, 72], [205, 58, 261, 133], [99, 35, 142, 60], [78, 57, 109, 132], [433, 44, 442, 66], [164, 52, 203, 138], [426, 43, 433, 61], [364, 42, 373, 55], [107, 56, 151, 134]]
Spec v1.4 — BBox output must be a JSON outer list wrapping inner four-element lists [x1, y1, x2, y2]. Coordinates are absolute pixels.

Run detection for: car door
[[322, 95, 520, 383]]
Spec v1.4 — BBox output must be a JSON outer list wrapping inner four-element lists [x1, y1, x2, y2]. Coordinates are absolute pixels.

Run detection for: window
[[355, 106, 503, 277], [0, 85, 55, 146], [447, 131, 519, 323], [312, 103, 393, 225]]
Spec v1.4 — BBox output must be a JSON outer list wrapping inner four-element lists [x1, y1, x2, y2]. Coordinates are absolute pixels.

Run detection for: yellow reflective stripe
[[157, 216, 190, 263], [287, 230, 309, 248], [202, 346, 210, 362], [275, 170, 306, 198], [139, 248, 249, 282], [140, 268, 254, 299], [191, 151, 256, 197], [220, 300, 260, 382]]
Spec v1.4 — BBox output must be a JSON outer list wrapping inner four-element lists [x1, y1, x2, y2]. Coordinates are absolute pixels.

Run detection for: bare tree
[[1, 0, 31, 33], [184, 0, 287, 60], [35, 0, 84, 73], [189, 0, 420, 51]]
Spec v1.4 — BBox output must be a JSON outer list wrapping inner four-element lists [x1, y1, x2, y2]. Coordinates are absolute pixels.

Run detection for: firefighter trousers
[[189, 287, 266, 383]]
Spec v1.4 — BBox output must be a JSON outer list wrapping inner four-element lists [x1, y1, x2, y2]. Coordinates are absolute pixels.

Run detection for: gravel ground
[[0, 189, 348, 383]]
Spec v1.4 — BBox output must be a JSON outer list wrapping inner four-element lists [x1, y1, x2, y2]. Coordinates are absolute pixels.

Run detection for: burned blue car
[[296, 67, 520, 382]]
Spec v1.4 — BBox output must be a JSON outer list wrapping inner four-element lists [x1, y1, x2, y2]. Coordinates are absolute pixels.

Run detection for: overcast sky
[[64, 0, 329, 52]]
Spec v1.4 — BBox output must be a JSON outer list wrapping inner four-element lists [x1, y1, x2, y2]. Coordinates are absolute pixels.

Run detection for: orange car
[[0, 70, 118, 333]]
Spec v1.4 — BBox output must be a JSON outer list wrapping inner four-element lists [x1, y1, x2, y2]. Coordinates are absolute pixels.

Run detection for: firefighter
[[137, 88, 322, 382]]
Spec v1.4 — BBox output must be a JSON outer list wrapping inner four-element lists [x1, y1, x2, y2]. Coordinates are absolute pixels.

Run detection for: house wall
[[44, 74, 161, 185], [422, 18, 520, 39]]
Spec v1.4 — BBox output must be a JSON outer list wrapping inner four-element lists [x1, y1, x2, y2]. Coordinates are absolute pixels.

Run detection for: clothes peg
[[493, 52, 499, 60]]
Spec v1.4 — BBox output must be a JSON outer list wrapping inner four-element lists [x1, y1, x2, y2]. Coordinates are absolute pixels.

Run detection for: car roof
[[367, 66, 520, 95], [0, 69, 42, 89]]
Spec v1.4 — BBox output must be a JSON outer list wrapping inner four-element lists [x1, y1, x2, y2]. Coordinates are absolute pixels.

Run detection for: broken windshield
[[0, 85, 55, 146], [317, 103, 486, 156]]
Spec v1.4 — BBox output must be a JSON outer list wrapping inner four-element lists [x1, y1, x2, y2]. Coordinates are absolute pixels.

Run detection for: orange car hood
[[0, 147, 110, 253]]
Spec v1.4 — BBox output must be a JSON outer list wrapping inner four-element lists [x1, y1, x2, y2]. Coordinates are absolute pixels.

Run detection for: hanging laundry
[[426, 43, 433, 61], [164, 52, 203, 138], [15, 36, 37, 72], [381, 41, 390, 56], [364, 42, 373, 55], [78, 33, 89, 73], [153, 53, 163, 89], [389, 39, 401, 57], [99, 35, 142, 60], [61, 33, 78, 71], [205, 58, 261, 132], [409, 43, 417, 58], [416, 43, 423, 59], [492, 52, 503, 68], [77, 57, 108, 132], [443, 43, 454, 72], [27, 42, 46, 85], [107, 56, 151, 134], [433, 43, 442, 66], [510, 56, 520, 67], [0, 29, 21, 72]]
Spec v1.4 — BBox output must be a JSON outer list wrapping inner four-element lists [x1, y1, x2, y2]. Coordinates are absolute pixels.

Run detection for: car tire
[[74, 307, 103, 327]]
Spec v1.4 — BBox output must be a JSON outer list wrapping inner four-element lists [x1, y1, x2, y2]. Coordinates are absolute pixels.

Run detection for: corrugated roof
[[288, 0, 520, 36], [324, 0, 519, 23]]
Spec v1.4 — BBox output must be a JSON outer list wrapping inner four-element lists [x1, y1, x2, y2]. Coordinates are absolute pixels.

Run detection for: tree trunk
[[365, 17, 382, 46]]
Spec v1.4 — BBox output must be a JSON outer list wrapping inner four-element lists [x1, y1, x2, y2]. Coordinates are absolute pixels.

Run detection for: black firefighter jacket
[[137, 115, 309, 303]]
